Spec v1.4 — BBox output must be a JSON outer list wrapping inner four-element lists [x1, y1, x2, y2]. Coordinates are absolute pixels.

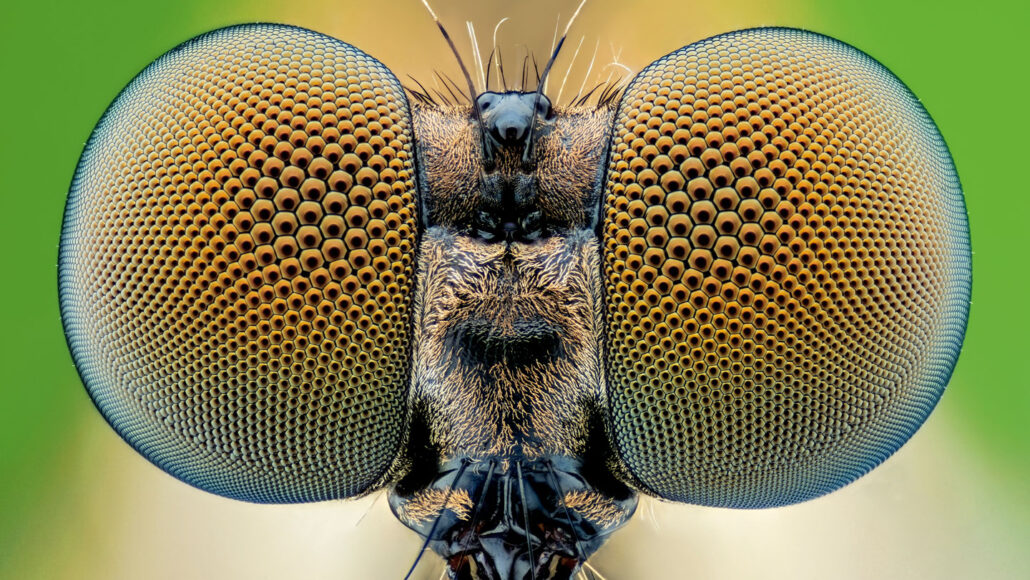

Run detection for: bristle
[[419, 0, 438, 20], [556, 35, 585, 105], [602, 50, 633, 78], [564, 0, 589, 35], [354, 490, 384, 528], [600, 43, 633, 97], [404, 85, 433, 105], [524, 0, 590, 165], [543, 13, 561, 94], [402, 459, 470, 580], [521, 54, 530, 91], [420, 0, 487, 156], [596, 81, 611, 106], [515, 462, 538, 580], [407, 74, 439, 107], [545, 460, 589, 564], [466, 21, 485, 92], [484, 48, 496, 92], [492, 17, 509, 91], [596, 80, 625, 108], [434, 71, 464, 105], [454, 460, 497, 575], [583, 561, 609, 580], [575, 38, 601, 104], [432, 87, 453, 107], [440, 71, 472, 103], [498, 47, 508, 91], [574, 81, 604, 107]]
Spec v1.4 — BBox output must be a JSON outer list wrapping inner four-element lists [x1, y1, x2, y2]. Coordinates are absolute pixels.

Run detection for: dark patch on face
[[577, 403, 637, 502], [394, 403, 444, 497], [446, 316, 566, 368]]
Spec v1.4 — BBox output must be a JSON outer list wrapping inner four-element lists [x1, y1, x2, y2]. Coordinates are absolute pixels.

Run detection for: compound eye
[[59, 24, 418, 503], [600, 28, 970, 508]]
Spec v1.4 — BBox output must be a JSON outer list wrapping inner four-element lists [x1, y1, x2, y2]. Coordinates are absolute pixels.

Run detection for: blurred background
[[1, 0, 1027, 578]]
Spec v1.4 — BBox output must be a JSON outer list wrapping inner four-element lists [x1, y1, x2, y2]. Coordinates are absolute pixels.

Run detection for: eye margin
[[596, 26, 971, 509]]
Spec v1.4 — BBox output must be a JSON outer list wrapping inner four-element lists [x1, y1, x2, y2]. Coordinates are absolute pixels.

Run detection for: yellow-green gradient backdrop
[[1, 1, 1026, 578]]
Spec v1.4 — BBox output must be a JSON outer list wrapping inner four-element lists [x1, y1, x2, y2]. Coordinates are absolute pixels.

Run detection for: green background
[[1, 1, 1027, 578]]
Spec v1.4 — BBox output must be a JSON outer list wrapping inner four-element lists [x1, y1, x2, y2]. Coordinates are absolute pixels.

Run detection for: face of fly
[[59, 3, 970, 578], [387, 68, 639, 578]]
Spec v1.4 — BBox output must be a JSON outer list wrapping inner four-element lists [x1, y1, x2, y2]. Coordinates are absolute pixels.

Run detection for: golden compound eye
[[601, 28, 970, 507], [59, 25, 417, 502]]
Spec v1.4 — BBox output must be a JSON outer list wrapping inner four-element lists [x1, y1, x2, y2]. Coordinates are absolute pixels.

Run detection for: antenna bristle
[[466, 21, 486, 92], [485, 48, 496, 92], [521, 54, 530, 91], [556, 35, 585, 105]]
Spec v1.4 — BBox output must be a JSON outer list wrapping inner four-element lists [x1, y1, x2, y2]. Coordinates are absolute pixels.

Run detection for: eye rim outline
[[58, 22, 422, 504], [594, 25, 972, 508]]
